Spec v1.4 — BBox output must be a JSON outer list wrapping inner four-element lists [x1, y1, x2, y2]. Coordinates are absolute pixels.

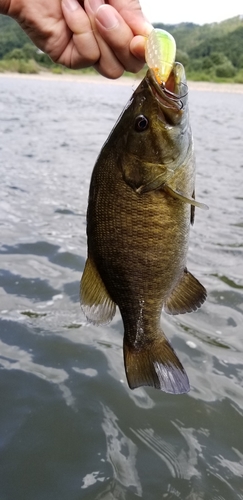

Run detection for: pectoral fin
[[80, 257, 116, 324], [164, 184, 209, 210], [164, 268, 207, 315]]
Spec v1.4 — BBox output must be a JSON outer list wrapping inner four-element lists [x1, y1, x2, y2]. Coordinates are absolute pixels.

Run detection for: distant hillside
[[188, 25, 243, 68], [154, 16, 243, 81], [0, 13, 243, 82], [155, 15, 243, 53], [0, 15, 29, 58]]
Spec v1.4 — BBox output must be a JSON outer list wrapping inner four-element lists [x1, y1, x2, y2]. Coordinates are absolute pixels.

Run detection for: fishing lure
[[145, 28, 176, 85]]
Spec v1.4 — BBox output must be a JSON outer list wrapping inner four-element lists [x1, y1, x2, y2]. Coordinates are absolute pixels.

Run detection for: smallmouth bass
[[80, 62, 207, 394]]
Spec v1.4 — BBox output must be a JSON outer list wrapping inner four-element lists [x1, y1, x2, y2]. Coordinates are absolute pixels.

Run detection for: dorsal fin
[[191, 190, 195, 225], [164, 268, 207, 315], [80, 257, 116, 324]]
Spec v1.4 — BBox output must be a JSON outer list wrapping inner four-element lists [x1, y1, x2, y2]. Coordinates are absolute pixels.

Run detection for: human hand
[[1, 0, 153, 78]]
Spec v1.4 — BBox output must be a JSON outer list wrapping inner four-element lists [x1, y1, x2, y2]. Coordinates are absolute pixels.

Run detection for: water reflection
[[98, 405, 142, 498]]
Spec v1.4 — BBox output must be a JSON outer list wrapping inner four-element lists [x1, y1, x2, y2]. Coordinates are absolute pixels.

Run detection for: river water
[[0, 74, 243, 500]]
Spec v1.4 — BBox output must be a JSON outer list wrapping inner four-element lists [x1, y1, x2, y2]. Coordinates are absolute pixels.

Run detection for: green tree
[[176, 49, 189, 67], [215, 61, 236, 77], [210, 52, 229, 65], [202, 56, 213, 69], [4, 48, 25, 60]]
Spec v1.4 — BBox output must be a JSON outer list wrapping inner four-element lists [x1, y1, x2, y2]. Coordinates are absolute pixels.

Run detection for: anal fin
[[80, 257, 116, 324], [164, 268, 207, 315]]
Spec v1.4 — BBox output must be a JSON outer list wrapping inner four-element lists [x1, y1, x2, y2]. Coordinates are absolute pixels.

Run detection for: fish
[[80, 61, 207, 394]]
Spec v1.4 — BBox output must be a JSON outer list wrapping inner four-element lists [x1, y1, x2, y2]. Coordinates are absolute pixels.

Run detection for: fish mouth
[[146, 62, 188, 120]]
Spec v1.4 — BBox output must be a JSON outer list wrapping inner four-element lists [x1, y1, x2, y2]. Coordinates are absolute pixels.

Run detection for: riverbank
[[1, 70, 243, 93]]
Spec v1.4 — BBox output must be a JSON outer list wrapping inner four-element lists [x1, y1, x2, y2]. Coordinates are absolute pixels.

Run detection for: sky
[[139, 0, 243, 26]]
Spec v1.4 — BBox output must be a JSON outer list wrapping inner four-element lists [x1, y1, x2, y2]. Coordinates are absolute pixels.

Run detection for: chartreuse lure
[[145, 28, 176, 85]]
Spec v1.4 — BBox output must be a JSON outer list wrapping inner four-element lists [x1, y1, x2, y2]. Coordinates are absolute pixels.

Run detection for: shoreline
[[0, 71, 243, 93]]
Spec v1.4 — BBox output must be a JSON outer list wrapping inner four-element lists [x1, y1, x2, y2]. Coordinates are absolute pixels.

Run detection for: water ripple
[[0, 75, 243, 500]]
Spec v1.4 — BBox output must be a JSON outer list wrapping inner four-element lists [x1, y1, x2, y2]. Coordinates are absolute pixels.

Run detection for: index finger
[[93, 4, 145, 73], [61, 0, 100, 68]]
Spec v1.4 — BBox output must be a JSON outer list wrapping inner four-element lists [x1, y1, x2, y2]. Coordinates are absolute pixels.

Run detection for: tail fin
[[123, 332, 190, 394]]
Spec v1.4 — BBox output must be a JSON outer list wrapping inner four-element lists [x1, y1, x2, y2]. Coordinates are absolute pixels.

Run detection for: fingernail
[[87, 0, 104, 14], [96, 4, 119, 30], [62, 0, 79, 12]]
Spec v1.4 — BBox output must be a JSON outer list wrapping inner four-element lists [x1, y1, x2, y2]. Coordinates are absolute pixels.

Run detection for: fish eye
[[134, 115, 149, 132]]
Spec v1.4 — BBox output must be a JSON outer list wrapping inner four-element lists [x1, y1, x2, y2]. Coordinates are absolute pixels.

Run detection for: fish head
[[115, 62, 193, 193]]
